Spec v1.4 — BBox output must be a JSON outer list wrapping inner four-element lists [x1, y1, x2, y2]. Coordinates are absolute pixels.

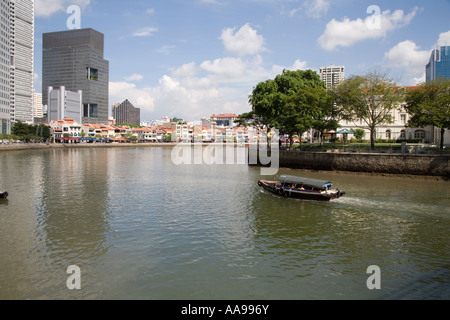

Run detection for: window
[[414, 130, 426, 140], [89, 104, 98, 118], [86, 67, 99, 81], [400, 130, 406, 139], [401, 114, 407, 124], [386, 130, 392, 140]]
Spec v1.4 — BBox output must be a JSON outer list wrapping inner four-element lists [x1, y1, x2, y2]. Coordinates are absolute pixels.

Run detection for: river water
[[0, 147, 448, 300]]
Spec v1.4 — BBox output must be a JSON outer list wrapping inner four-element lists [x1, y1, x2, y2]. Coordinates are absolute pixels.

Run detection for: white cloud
[[384, 40, 431, 75], [304, 0, 330, 18], [109, 82, 156, 113], [318, 7, 419, 51], [110, 24, 310, 121], [384, 30, 450, 85], [124, 74, 144, 82], [132, 27, 158, 37], [146, 8, 155, 15], [220, 24, 266, 57], [35, 0, 90, 18], [271, 59, 309, 77], [156, 45, 176, 55], [200, 57, 248, 79], [171, 62, 198, 78], [437, 30, 450, 47], [110, 54, 310, 121]]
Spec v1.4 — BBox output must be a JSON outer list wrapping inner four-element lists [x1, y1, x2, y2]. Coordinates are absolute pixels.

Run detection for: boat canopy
[[278, 175, 332, 188]]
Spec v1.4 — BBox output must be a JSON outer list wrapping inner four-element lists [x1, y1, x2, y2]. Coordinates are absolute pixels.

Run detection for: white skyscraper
[[320, 65, 345, 89], [0, 0, 11, 134], [10, 0, 35, 124], [33, 90, 43, 119], [0, 0, 34, 134]]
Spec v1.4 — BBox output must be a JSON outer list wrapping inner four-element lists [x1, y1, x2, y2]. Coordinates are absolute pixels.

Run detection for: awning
[[337, 129, 355, 134]]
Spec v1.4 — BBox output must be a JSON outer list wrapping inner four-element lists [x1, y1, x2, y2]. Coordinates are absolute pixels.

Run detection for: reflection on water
[[0, 147, 448, 300]]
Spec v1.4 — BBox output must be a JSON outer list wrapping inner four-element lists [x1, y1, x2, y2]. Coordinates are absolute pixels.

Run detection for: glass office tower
[[426, 46, 450, 83], [42, 28, 109, 124]]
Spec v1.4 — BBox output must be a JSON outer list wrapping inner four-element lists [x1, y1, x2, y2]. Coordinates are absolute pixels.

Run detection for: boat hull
[[258, 180, 344, 201], [0, 191, 8, 199]]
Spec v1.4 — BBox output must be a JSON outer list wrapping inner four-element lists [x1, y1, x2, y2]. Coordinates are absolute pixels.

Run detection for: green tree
[[332, 71, 404, 150], [405, 78, 450, 151], [353, 129, 366, 141], [11, 122, 30, 137], [244, 69, 330, 147]]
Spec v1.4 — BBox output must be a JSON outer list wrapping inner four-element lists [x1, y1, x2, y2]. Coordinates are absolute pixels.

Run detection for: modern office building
[[426, 46, 450, 83], [42, 28, 109, 124], [47, 86, 83, 124], [320, 65, 345, 89], [112, 99, 141, 127]]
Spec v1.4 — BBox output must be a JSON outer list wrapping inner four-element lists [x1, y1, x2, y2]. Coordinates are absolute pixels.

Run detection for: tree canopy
[[11, 122, 50, 141], [240, 69, 336, 146], [405, 78, 450, 150], [331, 71, 404, 149]]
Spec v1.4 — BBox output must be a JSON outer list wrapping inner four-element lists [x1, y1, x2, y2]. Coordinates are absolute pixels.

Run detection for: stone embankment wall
[[278, 150, 450, 178]]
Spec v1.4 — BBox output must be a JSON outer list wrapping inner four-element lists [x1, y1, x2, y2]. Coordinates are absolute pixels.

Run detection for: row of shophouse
[[48, 105, 449, 147], [48, 118, 256, 143]]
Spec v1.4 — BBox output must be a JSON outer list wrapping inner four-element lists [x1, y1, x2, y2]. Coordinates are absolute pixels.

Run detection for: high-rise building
[[42, 28, 109, 124], [10, 0, 34, 124], [47, 86, 83, 124], [0, 0, 34, 134], [112, 99, 141, 127], [426, 46, 450, 83], [0, 0, 11, 134], [320, 65, 345, 89], [33, 91, 43, 119]]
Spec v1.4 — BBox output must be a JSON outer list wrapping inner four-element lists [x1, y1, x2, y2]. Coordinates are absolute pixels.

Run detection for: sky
[[34, 0, 450, 122]]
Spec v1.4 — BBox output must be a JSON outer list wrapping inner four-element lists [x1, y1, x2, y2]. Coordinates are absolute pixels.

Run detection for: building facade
[[112, 99, 141, 126], [320, 65, 345, 89], [10, 0, 34, 124], [33, 91, 43, 119], [210, 114, 238, 127], [0, 0, 11, 134], [47, 86, 83, 124], [42, 28, 109, 124], [426, 46, 450, 82], [0, 0, 34, 134]]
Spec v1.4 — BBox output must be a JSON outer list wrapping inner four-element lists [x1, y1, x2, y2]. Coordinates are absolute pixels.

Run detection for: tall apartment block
[[0, 0, 11, 134], [0, 0, 34, 134], [10, 0, 34, 124], [426, 46, 450, 83], [320, 65, 345, 89], [42, 28, 109, 124], [112, 99, 141, 127], [33, 91, 43, 118]]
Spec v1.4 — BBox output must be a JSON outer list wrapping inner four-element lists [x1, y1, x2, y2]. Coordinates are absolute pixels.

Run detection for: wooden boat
[[258, 175, 345, 201], [0, 191, 8, 199]]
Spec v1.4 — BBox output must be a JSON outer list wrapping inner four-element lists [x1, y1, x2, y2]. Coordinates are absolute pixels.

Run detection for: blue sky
[[34, 0, 450, 122]]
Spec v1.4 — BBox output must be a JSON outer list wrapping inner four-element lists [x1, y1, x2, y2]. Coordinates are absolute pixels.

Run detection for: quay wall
[[278, 150, 450, 178]]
